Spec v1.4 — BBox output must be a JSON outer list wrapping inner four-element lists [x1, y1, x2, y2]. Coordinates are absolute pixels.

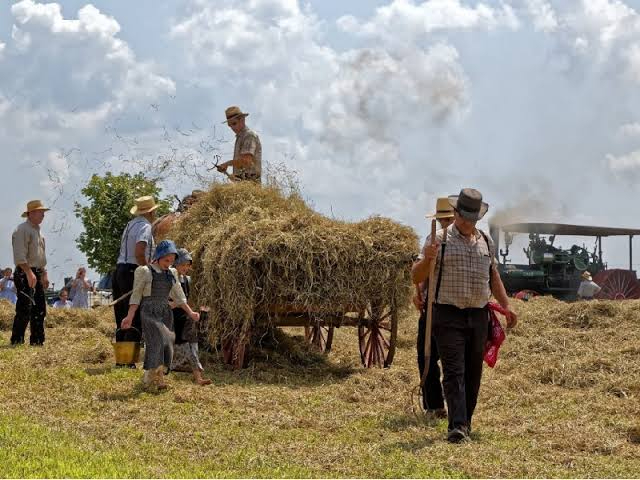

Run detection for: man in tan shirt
[[216, 106, 262, 182], [11, 200, 50, 345]]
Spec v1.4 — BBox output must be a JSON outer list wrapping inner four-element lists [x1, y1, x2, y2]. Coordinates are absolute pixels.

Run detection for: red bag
[[484, 302, 507, 368]]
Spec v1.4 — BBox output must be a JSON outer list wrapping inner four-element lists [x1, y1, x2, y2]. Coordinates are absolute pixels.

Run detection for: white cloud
[[337, 0, 519, 39], [525, 0, 558, 33], [617, 122, 640, 137], [607, 149, 640, 173]]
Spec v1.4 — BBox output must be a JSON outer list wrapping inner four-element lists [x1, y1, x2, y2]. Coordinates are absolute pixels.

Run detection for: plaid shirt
[[426, 224, 495, 309]]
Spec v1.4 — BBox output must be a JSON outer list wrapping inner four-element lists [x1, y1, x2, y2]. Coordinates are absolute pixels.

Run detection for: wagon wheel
[[304, 320, 335, 353], [221, 329, 251, 370], [358, 302, 398, 368], [594, 269, 640, 300]]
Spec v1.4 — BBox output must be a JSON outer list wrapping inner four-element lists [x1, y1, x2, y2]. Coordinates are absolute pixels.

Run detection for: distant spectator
[[53, 289, 72, 309], [0, 267, 17, 304], [577, 271, 601, 300], [70, 267, 93, 309]]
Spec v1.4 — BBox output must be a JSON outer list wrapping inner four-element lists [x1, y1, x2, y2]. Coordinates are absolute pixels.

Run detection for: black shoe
[[127, 363, 137, 369], [30, 342, 44, 347], [10, 339, 24, 346], [447, 427, 469, 444]]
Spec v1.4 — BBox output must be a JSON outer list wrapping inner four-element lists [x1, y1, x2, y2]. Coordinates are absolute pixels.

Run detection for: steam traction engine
[[488, 223, 640, 300]]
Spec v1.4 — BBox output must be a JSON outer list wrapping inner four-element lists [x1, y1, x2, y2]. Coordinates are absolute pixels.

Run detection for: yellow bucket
[[112, 328, 142, 364], [112, 341, 141, 364]]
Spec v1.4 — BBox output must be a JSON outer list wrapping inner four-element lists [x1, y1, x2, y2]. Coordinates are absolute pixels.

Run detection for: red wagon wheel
[[594, 269, 640, 300], [358, 302, 398, 368], [304, 320, 335, 353]]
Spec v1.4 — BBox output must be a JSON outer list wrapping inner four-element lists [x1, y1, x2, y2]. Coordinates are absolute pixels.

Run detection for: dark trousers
[[433, 303, 489, 432], [416, 308, 445, 410], [11, 268, 46, 345], [112, 263, 141, 342]]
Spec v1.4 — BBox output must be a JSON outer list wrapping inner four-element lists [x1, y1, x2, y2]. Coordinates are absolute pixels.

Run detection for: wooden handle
[[420, 219, 438, 387]]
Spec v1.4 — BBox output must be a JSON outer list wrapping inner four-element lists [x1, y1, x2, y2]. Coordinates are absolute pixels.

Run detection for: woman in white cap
[[170, 248, 212, 386], [122, 240, 200, 391]]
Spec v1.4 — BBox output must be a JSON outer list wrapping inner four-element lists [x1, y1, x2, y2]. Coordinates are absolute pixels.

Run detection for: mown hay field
[[0, 297, 639, 478]]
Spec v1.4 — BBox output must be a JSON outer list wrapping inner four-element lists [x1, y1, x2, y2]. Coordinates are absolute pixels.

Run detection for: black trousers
[[433, 303, 489, 432], [112, 263, 141, 342], [416, 308, 445, 410], [11, 268, 46, 345]]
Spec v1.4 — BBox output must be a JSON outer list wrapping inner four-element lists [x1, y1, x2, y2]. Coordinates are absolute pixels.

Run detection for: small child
[[171, 248, 212, 386], [121, 240, 199, 390]]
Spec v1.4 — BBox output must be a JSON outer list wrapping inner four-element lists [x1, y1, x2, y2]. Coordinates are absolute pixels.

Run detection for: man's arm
[[490, 266, 518, 327], [134, 242, 148, 266], [218, 153, 254, 170]]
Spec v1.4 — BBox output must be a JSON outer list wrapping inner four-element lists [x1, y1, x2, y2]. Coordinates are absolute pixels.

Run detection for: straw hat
[[448, 188, 489, 221], [426, 197, 455, 220], [21, 199, 50, 218], [223, 106, 249, 124], [581, 271, 592, 281], [130, 196, 159, 215]]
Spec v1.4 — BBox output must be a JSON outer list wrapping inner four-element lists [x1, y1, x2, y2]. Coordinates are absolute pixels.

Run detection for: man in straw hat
[[412, 197, 455, 418], [577, 270, 601, 300], [111, 196, 158, 365], [11, 200, 50, 345], [216, 106, 262, 183], [415, 188, 517, 443]]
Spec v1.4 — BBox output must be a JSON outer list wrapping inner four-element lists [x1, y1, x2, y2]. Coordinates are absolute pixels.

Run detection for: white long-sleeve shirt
[[577, 280, 601, 299]]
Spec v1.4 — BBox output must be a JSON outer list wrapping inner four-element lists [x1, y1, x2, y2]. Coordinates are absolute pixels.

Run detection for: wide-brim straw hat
[[223, 105, 249, 124], [581, 271, 592, 281], [130, 195, 159, 215], [448, 188, 489, 222], [426, 197, 455, 220], [22, 199, 50, 218]]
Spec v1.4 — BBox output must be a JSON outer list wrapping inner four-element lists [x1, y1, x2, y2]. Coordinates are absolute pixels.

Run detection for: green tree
[[74, 172, 172, 275]]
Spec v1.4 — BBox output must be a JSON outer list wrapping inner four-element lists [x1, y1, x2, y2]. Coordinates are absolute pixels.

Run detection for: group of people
[[53, 267, 95, 309], [8, 105, 527, 443]]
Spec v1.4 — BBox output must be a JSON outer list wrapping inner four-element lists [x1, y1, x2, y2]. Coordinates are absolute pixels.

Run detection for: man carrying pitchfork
[[216, 106, 262, 183], [412, 188, 517, 444], [11, 200, 50, 346]]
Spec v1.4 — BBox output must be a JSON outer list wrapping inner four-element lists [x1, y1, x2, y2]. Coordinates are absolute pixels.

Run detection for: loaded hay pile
[[171, 181, 418, 352]]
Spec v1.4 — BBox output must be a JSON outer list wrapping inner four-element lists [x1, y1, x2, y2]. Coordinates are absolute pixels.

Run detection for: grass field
[[0, 298, 639, 478]]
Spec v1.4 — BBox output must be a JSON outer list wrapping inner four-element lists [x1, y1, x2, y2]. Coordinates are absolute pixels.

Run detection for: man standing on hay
[[216, 106, 262, 183], [112, 196, 158, 366], [10, 200, 50, 346], [414, 188, 517, 444], [412, 197, 455, 418]]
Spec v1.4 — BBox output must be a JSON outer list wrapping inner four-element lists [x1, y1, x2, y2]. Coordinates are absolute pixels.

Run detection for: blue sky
[[1, 0, 640, 286]]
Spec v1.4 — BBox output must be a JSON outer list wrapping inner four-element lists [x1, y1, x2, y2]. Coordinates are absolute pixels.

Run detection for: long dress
[[140, 268, 176, 371], [70, 280, 90, 309], [171, 275, 204, 372]]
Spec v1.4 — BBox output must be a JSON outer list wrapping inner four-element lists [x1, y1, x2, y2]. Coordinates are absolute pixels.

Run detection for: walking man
[[415, 188, 517, 443], [216, 106, 262, 183], [112, 196, 158, 364], [11, 200, 50, 345], [412, 197, 455, 417]]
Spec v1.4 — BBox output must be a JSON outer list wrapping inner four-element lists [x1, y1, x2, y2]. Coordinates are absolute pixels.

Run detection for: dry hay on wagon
[[170, 181, 418, 367]]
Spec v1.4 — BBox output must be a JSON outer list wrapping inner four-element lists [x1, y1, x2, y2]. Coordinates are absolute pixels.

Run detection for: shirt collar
[[451, 223, 479, 239], [236, 126, 248, 137], [26, 220, 40, 230]]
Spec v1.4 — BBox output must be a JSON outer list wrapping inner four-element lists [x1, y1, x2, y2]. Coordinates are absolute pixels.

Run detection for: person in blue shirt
[[0, 268, 17, 304]]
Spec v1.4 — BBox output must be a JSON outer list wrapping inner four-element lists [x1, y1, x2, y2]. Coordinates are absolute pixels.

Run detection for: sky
[[1, 0, 640, 287]]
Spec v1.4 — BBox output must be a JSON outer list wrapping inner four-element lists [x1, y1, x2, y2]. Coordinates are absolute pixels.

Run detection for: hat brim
[[448, 196, 489, 221], [222, 113, 249, 124], [22, 207, 50, 218], [426, 211, 455, 220], [130, 204, 159, 215]]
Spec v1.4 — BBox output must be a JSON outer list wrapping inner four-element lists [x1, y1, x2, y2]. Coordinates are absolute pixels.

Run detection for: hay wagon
[[220, 300, 399, 370]]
